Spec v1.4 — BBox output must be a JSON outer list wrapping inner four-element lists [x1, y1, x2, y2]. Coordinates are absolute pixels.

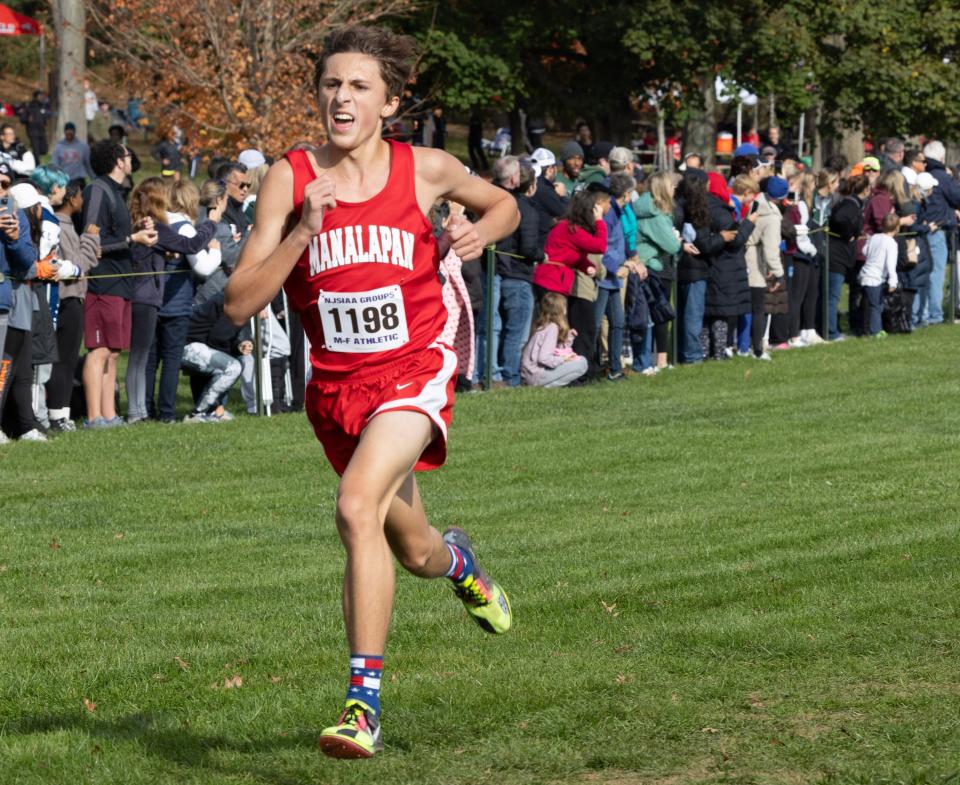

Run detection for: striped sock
[[444, 543, 475, 584], [347, 654, 383, 716]]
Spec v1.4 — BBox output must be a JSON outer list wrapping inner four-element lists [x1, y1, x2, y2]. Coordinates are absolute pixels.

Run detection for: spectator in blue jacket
[[0, 165, 39, 443], [918, 141, 960, 325], [594, 181, 629, 381]]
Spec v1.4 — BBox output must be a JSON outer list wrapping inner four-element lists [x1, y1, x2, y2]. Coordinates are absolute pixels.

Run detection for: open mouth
[[331, 112, 355, 133]]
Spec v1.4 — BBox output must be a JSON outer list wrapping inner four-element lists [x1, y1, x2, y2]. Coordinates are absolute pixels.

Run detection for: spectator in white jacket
[[859, 212, 899, 336]]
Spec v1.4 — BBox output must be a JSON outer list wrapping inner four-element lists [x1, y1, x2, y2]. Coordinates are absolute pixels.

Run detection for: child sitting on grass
[[859, 212, 899, 337], [520, 292, 588, 387]]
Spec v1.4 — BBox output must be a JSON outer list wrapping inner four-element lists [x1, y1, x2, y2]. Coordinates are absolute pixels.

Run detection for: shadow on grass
[[11, 711, 356, 785]]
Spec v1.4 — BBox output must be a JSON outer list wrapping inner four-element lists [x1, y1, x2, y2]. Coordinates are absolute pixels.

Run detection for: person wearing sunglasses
[[215, 162, 251, 239]]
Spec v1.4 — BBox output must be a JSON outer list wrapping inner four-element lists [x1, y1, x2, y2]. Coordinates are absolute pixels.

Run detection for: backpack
[[882, 289, 912, 334]]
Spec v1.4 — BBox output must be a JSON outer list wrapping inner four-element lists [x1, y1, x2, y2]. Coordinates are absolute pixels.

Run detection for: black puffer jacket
[[494, 192, 543, 282], [696, 195, 753, 317], [827, 195, 863, 278]]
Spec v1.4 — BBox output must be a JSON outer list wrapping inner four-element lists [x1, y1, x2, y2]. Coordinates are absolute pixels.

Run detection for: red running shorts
[[305, 341, 458, 476]]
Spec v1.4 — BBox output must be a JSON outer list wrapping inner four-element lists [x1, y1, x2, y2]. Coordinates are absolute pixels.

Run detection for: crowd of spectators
[[1, 102, 958, 442], [466, 128, 959, 390]]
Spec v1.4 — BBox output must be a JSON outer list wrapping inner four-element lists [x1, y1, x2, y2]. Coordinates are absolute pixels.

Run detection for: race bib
[[318, 285, 409, 353]]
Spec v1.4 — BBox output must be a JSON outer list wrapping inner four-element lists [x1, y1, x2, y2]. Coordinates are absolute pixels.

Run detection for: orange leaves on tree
[[89, 0, 416, 157]]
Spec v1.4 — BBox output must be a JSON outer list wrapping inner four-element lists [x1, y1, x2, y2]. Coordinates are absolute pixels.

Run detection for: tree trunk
[[509, 108, 525, 155], [53, 0, 86, 143], [686, 77, 716, 168], [840, 124, 864, 168], [812, 101, 824, 171]]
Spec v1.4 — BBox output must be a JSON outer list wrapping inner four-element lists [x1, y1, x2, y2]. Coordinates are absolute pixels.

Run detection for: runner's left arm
[[415, 148, 519, 261]]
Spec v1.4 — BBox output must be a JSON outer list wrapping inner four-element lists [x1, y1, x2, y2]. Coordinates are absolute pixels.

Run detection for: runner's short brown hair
[[316, 26, 417, 101]]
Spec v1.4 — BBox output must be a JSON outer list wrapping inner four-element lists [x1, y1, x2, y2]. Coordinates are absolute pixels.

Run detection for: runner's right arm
[[225, 159, 335, 325]]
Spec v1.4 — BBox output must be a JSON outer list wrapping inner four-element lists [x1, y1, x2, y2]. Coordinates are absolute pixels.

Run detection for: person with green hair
[[29, 165, 81, 428]]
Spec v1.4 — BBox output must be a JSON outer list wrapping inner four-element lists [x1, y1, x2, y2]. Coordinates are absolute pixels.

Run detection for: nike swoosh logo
[[396, 382, 414, 391]]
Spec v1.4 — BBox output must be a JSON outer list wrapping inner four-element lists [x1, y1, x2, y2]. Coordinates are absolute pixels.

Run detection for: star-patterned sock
[[346, 654, 383, 716]]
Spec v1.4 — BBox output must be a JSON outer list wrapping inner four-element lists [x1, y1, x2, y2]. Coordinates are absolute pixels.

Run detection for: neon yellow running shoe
[[443, 527, 513, 634], [318, 701, 382, 759]]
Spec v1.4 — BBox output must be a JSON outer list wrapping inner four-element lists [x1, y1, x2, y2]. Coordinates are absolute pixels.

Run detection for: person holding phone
[[0, 164, 38, 444]]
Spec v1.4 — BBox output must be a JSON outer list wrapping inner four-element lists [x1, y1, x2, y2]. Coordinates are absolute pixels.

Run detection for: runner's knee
[[335, 492, 381, 542]]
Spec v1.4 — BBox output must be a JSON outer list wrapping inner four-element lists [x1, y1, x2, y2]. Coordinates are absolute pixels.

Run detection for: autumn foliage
[[88, 0, 414, 156]]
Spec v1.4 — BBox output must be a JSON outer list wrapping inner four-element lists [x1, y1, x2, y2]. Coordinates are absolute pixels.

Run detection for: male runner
[[224, 26, 519, 758]]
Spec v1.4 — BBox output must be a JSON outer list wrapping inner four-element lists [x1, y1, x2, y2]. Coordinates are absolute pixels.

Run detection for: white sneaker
[[641, 367, 659, 376], [0, 430, 9, 445], [723, 347, 735, 359], [788, 336, 807, 348], [804, 331, 826, 345], [20, 429, 48, 442], [752, 352, 772, 361], [737, 349, 752, 358]]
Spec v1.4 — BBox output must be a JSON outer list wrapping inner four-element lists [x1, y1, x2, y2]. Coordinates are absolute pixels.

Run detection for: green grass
[[1, 327, 959, 785]]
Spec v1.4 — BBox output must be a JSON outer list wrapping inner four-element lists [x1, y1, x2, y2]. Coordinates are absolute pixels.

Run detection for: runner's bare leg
[[336, 409, 444, 653]]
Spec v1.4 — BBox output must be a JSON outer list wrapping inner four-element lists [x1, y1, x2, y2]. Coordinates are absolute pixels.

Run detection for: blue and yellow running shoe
[[318, 701, 382, 759], [442, 527, 513, 634]]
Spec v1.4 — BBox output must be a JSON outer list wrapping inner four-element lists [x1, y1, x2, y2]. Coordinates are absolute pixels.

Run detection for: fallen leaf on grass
[[270, 675, 282, 684], [0, 564, 7, 572], [115, 532, 125, 540], [701, 727, 720, 734], [174, 657, 189, 671], [749, 693, 766, 709], [671, 693, 680, 703], [614, 644, 633, 654], [49, 539, 61, 551], [744, 369, 752, 380], [615, 673, 634, 686], [83, 697, 96, 712], [211, 675, 243, 689], [601, 601, 620, 617], [517, 721, 528, 729], [770, 737, 785, 746]]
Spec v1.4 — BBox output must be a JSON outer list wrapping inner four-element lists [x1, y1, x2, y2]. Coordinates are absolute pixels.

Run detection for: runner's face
[[319, 53, 400, 149]]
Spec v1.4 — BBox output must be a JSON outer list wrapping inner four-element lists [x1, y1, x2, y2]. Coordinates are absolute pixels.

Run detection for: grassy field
[[1, 326, 958, 785]]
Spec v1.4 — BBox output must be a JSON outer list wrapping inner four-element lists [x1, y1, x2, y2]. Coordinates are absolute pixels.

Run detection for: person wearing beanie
[[555, 140, 584, 194], [917, 140, 960, 324], [698, 172, 755, 360]]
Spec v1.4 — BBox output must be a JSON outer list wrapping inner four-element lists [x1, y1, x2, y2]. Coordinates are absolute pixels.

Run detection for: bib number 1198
[[318, 284, 409, 353]]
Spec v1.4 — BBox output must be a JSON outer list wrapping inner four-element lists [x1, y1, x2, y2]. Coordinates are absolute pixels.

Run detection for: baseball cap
[[733, 143, 759, 157], [761, 145, 778, 159], [530, 147, 557, 169], [609, 146, 634, 169], [237, 149, 266, 169], [916, 172, 939, 192], [862, 156, 881, 172], [901, 166, 918, 187], [10, 182, 41, 209]]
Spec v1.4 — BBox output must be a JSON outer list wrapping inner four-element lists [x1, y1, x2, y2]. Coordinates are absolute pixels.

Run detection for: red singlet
[[283, 140, 448, 377]]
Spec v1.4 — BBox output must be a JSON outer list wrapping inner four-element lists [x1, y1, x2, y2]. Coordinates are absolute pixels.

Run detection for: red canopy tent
[[0, 3, 42, 36], [0, 4, 45, 94]]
